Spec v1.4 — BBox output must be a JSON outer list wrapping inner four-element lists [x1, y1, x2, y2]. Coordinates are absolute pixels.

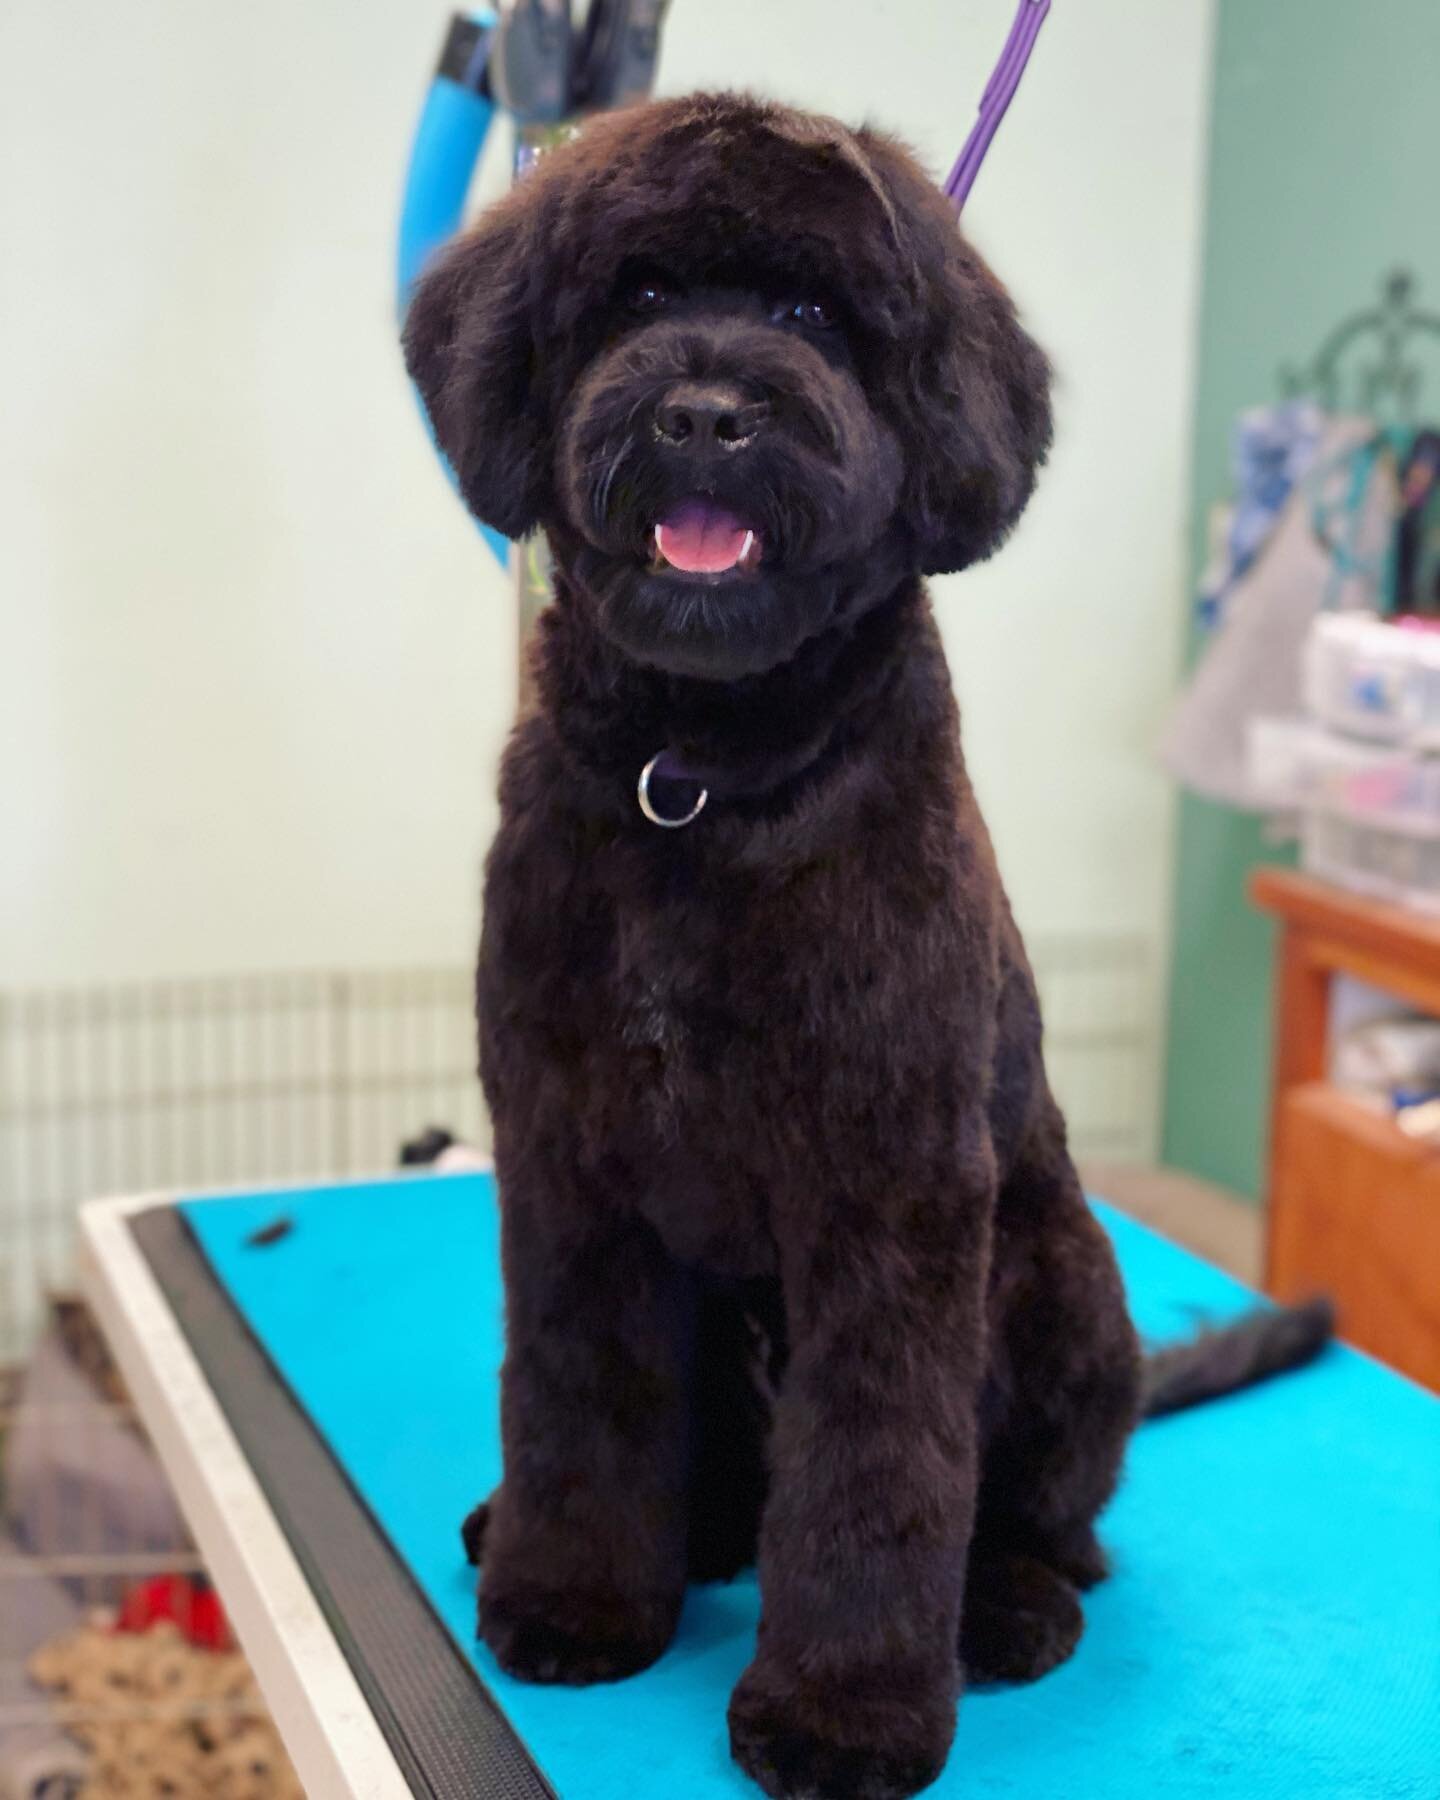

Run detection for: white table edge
[[78, 1183, 424, 1800]]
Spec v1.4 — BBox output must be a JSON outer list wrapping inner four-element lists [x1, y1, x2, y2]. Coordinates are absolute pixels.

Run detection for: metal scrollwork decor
[[1280, 271, 1440, 422]]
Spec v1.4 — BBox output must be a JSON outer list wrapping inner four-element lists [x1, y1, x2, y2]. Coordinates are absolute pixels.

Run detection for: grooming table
[[81, 1173, 1440, 1800]]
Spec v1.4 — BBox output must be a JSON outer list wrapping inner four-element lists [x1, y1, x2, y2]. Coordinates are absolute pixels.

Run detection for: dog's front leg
[[477, 1155, 693, 1685], [728, 1138, 993, 1800]]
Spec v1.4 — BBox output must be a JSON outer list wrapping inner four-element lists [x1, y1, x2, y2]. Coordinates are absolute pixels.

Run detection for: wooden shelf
[[1271, 1084, 1440, 1387], [1251, 869, 1440, 1390], [1252, 867, 1440, 1014]]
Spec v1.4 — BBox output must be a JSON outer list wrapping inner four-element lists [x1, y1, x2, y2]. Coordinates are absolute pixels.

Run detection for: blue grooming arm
[[397, 14, 510, 568]]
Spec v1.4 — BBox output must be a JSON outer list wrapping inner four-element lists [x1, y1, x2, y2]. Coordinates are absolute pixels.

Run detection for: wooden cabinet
[[1252, 868, 1440, 1390]]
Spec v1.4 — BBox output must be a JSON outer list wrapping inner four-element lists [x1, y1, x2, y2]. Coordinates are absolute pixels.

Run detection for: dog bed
[[142, 1171, 1438, 1799]]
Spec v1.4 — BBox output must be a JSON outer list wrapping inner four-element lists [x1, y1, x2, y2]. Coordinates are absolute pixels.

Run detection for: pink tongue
[[655, 499, 753, 573]]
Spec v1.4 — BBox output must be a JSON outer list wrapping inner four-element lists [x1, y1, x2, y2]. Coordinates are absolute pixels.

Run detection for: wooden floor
[[1081, 1163, 1262, 1286]]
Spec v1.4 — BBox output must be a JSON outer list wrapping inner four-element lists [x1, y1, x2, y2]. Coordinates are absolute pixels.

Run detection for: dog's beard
[[553, 334, 905, 680]]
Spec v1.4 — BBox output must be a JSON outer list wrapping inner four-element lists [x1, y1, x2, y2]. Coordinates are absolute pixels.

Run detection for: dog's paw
[[460, 1499, 489, 1567], [960, 1552, 1083, 1686], [478, 1581, 678, 1686], [727, 1659, 953, 1800]]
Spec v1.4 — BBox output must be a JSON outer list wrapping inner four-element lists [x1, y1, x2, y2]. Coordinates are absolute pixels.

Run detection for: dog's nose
[[655, 382, 769, 450]]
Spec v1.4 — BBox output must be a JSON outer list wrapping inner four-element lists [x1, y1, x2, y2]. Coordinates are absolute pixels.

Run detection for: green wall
[[1163, 1, 1440, 1199]]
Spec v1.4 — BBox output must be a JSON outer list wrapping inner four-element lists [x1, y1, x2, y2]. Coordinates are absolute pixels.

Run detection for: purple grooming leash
[[944, 0, 1052, 214]]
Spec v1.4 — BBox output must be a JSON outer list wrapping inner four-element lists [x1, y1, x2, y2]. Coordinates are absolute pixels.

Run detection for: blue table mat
[[179, 1173, 1440, 1799]]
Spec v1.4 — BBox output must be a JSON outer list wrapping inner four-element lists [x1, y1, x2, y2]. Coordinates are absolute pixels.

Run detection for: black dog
[[405, 93, 1327, 1800]]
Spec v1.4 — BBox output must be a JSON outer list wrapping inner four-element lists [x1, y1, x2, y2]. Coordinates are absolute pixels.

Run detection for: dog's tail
[[1140, 1297, 1335, 1419]]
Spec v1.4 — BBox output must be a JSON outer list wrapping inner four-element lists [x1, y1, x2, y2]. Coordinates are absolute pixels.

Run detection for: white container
[[1246, 716, 1440, 818], [1246, 718, 1384, 811], [1302, 802, 1440, 913], [1304, 613, 1440, 749]]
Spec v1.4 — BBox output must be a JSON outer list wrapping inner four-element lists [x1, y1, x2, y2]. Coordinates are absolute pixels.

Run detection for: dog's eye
[[776, 298, 838, 331], [627, 279, 674, 314]]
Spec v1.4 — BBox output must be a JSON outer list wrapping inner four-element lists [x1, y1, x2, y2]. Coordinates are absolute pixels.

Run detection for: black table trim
[[128, 1204, 557, 1800]]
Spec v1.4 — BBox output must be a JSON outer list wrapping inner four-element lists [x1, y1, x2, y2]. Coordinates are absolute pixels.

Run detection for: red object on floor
[[115, 1575, 234, 1650]]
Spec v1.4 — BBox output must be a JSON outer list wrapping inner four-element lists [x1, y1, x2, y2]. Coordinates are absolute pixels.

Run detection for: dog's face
[[405, 94, 1051, 680]]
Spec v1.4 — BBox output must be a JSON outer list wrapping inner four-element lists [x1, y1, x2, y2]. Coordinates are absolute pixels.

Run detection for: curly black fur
[[402, 92, 1320, 1800]]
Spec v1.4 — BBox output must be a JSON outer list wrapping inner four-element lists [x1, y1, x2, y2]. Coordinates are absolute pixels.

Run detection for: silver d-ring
[[638, 753, 708, 828]]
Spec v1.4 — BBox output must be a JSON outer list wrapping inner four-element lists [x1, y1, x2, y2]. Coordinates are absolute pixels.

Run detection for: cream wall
[[0, 1, 1213, 987]]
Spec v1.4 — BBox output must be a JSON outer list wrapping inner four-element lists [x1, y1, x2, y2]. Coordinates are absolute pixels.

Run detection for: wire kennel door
[[1033, 934, 1158, 1164], [0, 941, 1152, 1365], [0, 971, 487, 1366]]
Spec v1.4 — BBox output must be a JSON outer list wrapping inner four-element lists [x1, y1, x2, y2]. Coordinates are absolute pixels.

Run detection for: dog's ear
[[900, 240, 1053, 575], [402, 199, 548, 540], [851, 130, 1052, 571]]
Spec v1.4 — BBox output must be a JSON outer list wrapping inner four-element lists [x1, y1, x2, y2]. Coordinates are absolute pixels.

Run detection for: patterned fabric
[[1197, 400, 1326, 628]]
